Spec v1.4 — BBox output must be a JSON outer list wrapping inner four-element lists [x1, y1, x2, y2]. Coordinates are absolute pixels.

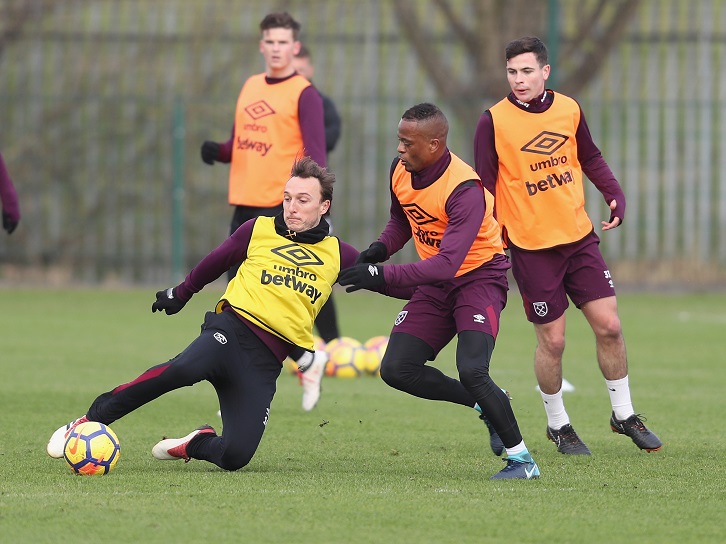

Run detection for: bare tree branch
[[393, 1, 460, 98], [431, 0, 479, 55], [561, 0, 609, 61], [559, 0, 641, 95], [0, 0, 46, 62], [393, 0, 641, 139]]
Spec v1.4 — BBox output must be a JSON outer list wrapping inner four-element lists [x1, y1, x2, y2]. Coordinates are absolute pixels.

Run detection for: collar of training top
[[274, 212, 330, 244]]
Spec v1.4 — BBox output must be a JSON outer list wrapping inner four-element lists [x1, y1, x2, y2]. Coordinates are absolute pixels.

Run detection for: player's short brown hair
[[260, 12, 301, 40], [505, 36, 548, 66], [291, 156, 334, 204]]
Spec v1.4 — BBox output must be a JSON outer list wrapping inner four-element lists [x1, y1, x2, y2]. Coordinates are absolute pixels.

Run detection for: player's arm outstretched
[[151, 218, 254, 315], [339, 183, 482, 293], [338, 240, 414, 300]]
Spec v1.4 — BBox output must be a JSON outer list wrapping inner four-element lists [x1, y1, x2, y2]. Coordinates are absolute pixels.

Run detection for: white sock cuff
[[606, 375, 634, 420], [505, 441, 526, 457], [605, 375, 629, 389], [540, 389, 564, 402]]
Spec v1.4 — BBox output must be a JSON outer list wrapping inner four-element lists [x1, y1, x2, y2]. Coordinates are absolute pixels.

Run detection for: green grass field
[[0, 287, 723, 543]]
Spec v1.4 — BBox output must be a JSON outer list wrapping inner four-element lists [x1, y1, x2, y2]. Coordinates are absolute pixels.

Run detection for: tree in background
[[393, 0, 640, 140]]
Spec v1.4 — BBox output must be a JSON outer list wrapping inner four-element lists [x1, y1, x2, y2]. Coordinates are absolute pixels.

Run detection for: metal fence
[[0, 0, 724, 288]]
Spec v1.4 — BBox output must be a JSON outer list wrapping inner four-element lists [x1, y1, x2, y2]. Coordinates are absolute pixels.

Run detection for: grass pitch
[[0, 286, 723, 543]]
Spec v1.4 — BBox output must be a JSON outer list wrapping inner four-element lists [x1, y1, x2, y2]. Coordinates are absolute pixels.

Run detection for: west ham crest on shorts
[[533, 302, 548, 317], [394, 310, 408, 326]]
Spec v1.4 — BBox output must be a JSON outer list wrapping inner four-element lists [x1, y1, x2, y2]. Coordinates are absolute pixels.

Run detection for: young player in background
[[199, 12, 330, 410], [473, 36, 661, 455], [291, 43, 344, 386]]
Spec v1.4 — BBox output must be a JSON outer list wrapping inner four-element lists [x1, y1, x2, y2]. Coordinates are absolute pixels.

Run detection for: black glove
[[355, 241, 387, 264], [201, 141, 221, 165], [151, 287, 186, 315], [2, 212, 18, 234], [338, 264, 385, 293]]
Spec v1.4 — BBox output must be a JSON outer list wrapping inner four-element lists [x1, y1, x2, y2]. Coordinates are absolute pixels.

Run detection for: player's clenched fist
[[151, 287, 187, 315], [355, 241, 387, 264], [200, 141, 221, 165]]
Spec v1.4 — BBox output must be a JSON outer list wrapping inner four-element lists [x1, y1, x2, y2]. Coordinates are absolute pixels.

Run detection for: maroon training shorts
[[509, 232, 616, 324], [390, 256, 510, 357]]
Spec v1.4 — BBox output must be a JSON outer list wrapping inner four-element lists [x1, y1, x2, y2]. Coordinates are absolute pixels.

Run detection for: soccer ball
[[362, 335, 389, 376], [325, 336, 365, 378], [64, 422, 121, 475], [284, 336, 326, 374]]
